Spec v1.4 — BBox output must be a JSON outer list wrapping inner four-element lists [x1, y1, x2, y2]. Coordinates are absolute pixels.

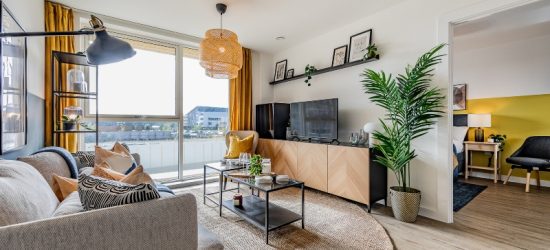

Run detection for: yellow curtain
[[45, 2, 78, 152], [229, 48, 252, 131]]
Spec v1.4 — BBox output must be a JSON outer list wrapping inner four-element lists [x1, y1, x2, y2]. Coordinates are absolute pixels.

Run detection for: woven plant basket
[[389, 186, 421, 223]]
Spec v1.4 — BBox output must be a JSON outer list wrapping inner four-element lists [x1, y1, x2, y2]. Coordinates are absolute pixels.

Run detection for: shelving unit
[[51, 51, 99, 146], [269, 55, 380, 85]]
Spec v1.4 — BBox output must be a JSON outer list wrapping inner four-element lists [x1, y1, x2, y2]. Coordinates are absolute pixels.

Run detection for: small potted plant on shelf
[[62, 115, 80, 131], [363, 43, 379, 60], [304, 64, 317, 86], [249, 154, 263, 176], [488, 134, 507, 150], [361, 44, 446, 223]]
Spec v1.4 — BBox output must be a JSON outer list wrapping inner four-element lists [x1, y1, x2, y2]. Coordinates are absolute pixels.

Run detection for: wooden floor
[[370, 177, 550, 249]]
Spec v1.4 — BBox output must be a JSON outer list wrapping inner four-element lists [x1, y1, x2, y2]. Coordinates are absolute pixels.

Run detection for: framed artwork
[[453, 84, 467, 110], [274, 59, 287, 81], [332, 45, 347, 67], [348, 29, 372, 63], [286, 69, 294, 78], [0, 2, 27, 153]]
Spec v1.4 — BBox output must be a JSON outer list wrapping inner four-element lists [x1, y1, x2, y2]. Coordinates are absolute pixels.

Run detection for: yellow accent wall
[[454, 94, 550, 181]]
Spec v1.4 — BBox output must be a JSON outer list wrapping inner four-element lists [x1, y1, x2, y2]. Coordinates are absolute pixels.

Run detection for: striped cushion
[[78, 174, 160, 211]]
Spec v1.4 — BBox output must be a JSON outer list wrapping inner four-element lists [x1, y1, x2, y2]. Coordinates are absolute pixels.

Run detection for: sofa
[[0, 150, 223, 250]]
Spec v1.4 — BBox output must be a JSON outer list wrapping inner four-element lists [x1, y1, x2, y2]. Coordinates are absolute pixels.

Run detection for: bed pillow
[[452, 126, 469, 152], [78, 174, 160, 211]]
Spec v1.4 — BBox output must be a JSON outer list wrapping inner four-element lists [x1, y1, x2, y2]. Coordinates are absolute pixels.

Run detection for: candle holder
[[62, 106, 83, 131]]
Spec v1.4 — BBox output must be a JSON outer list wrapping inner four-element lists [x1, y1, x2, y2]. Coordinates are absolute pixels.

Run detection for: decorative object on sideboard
[[274, 59, 287, 81], [361, 44, 446, 222], [0, 1, 27, 153], [332, 45, 348, 67], [67, 69, 88, 93], [199, 3, 243, 79], [468, 114, 491, 142], [358, 129, 368, 145], [363, 122, 377, 147], [349, 132, 360, 146], [363, 43, 378, 60], [304, 64, 317, 86], [286, 69, 294, 78], [349, 29, 372, 63], [453, 84, 467, 110]]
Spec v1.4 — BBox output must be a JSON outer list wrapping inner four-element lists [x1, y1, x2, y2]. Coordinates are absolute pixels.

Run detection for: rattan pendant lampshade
[[200, 3, 243, 79]]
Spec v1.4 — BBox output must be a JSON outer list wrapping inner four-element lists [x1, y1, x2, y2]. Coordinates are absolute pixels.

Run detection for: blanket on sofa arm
[[33, 147, 79, 179]]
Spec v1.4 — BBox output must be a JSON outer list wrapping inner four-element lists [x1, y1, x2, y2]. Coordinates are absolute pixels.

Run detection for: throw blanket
[[34, 147, 79, 179]]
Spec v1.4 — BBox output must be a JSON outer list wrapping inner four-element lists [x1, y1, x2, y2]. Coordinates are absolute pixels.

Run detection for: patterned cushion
[[78, 174, 160, 211], [74, 151, 95, 169]]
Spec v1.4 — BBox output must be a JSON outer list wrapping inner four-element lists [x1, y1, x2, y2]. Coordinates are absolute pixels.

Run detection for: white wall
[[454, 34, 550, 99], [255, 0, 535, 222], [3, 0, 44, 98]]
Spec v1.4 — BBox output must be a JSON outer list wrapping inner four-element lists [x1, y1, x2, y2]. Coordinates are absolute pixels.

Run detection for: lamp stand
[[474, 127, 484, 142]]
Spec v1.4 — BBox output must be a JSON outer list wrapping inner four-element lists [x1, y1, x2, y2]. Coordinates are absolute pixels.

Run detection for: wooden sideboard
[[256, 138, 387, 212]]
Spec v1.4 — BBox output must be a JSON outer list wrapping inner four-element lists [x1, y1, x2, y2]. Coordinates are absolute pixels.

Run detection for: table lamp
[[468, 114, 491, 142]]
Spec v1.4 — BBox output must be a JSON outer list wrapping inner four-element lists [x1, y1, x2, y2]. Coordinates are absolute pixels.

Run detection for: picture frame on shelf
[[332, 45, 348, 67], [274, 59, 287, 81], [0, 2, 27, 153], [286, 69, 294, 79], [453, 84, 467, 110], [348, 29, 372, 63]]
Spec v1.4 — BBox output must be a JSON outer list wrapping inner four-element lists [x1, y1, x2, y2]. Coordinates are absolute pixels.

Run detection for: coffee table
[[221, 172, 305, 244], [203, 162, 245, 216]]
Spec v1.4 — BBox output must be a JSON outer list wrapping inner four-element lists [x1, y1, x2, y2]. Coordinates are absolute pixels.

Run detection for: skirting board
[[468, 171, 550, 188]]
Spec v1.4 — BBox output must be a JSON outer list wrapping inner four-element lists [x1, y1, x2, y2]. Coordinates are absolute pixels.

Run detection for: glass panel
[[89, 38, 176, 116], [83, 120, 179, 181], [182, 55, 229, 178]]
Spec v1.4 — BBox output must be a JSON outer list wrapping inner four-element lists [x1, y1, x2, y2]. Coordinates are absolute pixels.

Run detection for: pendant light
[[199, 3, 243, 79]]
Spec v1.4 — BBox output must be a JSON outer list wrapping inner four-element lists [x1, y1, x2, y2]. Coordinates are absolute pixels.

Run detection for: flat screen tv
[[290, 98, 338, 142]]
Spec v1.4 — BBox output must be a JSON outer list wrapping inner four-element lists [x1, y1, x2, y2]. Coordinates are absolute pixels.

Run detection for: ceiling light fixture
[[199, 3, 243, 79]]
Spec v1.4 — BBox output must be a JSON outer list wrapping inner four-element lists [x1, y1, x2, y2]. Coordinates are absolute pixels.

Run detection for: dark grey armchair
[[505, 136, 550, 192]]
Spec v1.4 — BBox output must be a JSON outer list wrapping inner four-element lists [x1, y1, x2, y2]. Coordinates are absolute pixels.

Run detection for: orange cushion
[[91, 164, 126, 181], [120, 165, 154, 185], [94, 142, 135, 173], [52, 175, 77, 201], [224, 134, 254, 159]]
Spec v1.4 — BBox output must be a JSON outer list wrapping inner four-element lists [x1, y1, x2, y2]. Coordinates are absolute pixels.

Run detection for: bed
[[453, 114, 468, 181]]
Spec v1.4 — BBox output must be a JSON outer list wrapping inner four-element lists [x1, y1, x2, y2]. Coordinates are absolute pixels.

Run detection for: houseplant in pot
[[361, 44, 446, 222]]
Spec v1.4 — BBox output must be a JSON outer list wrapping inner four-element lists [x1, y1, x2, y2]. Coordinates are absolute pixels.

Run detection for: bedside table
[[464, 141, 501, 183]]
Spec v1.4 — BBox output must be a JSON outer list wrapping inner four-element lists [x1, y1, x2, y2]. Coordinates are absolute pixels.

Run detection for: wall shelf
[[269, 55, 380, 85]]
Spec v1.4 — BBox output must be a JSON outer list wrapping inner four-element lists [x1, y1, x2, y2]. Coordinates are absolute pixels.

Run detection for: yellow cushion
[[224, 134, 254, 159], [52, 175, 78, 201]]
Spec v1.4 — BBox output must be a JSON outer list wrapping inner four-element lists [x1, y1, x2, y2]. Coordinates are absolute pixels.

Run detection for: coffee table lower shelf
[[222, 195, 303, 242]]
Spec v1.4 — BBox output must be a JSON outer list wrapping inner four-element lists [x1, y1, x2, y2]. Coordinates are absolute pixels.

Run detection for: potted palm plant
[[361, 44, 446, 222]]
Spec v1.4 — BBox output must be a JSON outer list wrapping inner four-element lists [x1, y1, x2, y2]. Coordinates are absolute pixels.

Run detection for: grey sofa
[[0, 151, 223, 250]]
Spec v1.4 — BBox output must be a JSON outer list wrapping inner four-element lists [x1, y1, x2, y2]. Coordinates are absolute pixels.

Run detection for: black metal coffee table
[[221, 172, 305, 244], [203, 162, 245, 216]]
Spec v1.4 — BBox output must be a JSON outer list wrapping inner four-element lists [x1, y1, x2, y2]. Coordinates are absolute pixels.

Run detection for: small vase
[[63, 122, 76, 131]]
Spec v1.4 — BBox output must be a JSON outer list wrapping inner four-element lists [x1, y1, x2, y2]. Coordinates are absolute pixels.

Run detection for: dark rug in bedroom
[[453, 181, 487, 212]]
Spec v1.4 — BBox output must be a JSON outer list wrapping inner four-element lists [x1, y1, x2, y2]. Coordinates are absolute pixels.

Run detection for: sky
[[93, 49, 228, 116]]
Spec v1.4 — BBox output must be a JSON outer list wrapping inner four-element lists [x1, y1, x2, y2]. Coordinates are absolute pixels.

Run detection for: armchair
[[504, 136, 550, 192]]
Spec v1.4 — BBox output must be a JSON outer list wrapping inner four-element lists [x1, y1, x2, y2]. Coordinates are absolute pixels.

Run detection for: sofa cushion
[[95, 143, 137, 174], [78, 174, 160, 210], [17, 152, 71, 189], [53, 191, 83, 217], [52, 175, 78, 201], [224, 134, 254, 159], [0, 160, 59, 226]]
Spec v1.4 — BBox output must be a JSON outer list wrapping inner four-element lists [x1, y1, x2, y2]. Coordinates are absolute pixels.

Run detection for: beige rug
[[175, 185, 393, 249]]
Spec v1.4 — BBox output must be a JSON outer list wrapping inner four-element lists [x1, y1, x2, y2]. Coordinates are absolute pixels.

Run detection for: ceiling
[[53, 0, 405, 53], [453, 0, 550, 51]]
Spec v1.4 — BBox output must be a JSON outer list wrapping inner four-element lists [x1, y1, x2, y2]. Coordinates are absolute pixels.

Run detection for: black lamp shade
[[85, 30, 136, 65]]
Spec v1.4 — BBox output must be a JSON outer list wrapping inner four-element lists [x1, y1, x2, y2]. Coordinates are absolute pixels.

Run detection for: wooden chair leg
[[503, 168, 513, 185], [536, 170, 541, 189], [525, 171, 531, 193]]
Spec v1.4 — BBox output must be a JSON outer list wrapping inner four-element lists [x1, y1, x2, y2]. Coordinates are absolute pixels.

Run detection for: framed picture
[[286, 69, 294, 78], [0, 2, 27, 153], [348, 29, 372, 63], [274, 59, 287, 81], [453, 84, 467, 110], [332, 45, 348, 67]]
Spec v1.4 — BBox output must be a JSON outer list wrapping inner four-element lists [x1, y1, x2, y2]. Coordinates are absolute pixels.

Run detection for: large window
[[80, 28, 229, 182]]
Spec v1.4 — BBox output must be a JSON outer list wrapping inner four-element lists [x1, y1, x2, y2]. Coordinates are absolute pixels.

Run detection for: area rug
[[175, 186, 393, 250], [453, 181, 487, 212]]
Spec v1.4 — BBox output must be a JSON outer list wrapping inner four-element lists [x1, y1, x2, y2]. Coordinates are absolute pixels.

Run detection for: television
[[290, 98, 338, 142]]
